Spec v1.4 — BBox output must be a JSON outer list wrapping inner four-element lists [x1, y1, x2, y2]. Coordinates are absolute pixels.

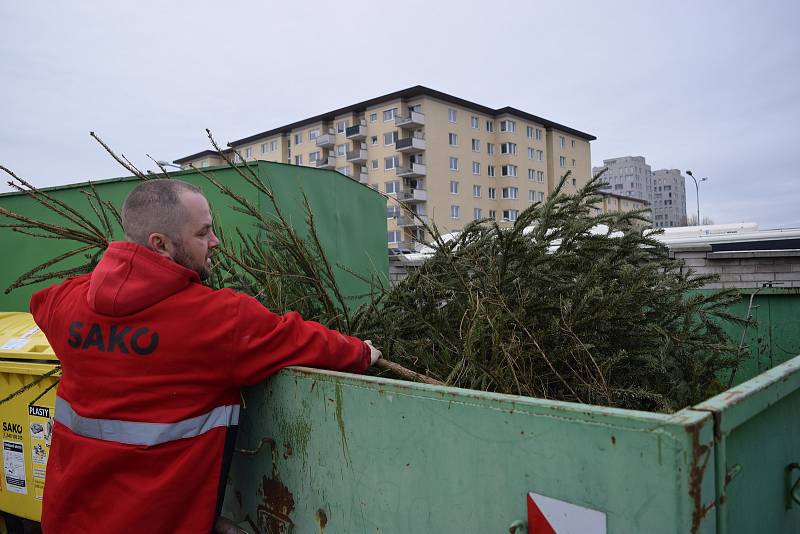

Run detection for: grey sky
[[1, 0, 798, 228]]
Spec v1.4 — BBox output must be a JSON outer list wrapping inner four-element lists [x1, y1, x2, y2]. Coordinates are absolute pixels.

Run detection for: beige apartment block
[[593, 191, 651, 226], [174, 86, 596, 249]]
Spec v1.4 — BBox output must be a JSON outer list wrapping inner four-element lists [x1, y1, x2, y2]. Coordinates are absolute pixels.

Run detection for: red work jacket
[[30, 241, 370, 533]]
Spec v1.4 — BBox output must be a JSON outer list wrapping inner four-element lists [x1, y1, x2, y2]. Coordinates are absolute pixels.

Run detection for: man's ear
[[147, 233, 173, 259]]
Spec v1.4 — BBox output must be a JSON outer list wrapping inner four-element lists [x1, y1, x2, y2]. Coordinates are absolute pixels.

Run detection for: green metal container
[[221, 289, 800, 534], [697, 287, 800, 385], [0, 162, 388, 311]]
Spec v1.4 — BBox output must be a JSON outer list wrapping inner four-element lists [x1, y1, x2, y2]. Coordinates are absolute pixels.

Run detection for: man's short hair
[[121, 179, 203, 246]]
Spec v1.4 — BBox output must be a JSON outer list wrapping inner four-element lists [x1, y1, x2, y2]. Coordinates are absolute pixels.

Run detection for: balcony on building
[[314, 156, 336, 169], [395, 137, 426, 153], [397, 214, 429, 227], [395, 110, 425, 129], [399, 188, 427, 203], [346, 148, 368, 164], [316, 132, 336, 148], [396, 162, 427, 178], [391, 241, 415, 251], [345, 124, 367, 140]]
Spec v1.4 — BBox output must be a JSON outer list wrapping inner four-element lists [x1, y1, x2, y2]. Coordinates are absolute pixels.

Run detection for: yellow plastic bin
[[0, 312, 57, 523]]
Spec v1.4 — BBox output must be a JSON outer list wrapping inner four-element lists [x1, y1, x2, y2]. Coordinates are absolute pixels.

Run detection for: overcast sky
[[1, 0, 798, 227]]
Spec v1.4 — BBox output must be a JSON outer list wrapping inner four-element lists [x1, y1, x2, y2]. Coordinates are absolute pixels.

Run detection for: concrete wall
[[672, 246, 800, 289]]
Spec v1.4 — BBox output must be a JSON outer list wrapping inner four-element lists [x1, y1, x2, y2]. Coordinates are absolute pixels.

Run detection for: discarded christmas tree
[[0, 136, 747, 412]]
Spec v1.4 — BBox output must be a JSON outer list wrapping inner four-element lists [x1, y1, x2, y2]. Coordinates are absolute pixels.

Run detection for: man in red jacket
[[30, 179, 381, 533]]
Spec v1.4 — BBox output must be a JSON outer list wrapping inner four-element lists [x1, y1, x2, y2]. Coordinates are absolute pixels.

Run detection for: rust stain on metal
[[256, 474, 295, 534], [315, 508, 328, 532], [687, 420, 715, 534]]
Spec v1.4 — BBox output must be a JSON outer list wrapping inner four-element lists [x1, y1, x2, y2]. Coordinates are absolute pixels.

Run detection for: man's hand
[[364, 340, 382, 366]]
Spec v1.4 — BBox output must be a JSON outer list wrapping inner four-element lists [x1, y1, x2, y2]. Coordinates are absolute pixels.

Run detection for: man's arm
[[229, 292, 380, 386]]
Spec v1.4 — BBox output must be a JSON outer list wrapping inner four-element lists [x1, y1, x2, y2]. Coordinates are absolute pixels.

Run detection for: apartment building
[[651, 169, 688, 227], [593, 156, 688, 228], [174, 86, 596, 249], [593, 191, 651, 227]]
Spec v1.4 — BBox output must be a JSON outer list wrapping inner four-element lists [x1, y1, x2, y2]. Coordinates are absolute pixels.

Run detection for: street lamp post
[[685, 170, 707, 226]]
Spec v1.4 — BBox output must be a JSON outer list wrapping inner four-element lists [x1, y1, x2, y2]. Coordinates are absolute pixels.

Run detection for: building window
[[559, 156, 567, 167], [500, 142, 517, 155], [486, 120, 494, 133], [500, 120, 516, 133], [488, 209, 496, 219], [471, 115, 479, 129], [337, 166, 351, 177], [385, 180, 400, 194], [270, 140, 278, 151], [503, 209, 519, 222], [537, 149, 544, 161], [388, 230, 401, 244], [294, 154, 303, 165], [384, 131, 398, 145], [261, 142, 268, 154], [336, 144, 347, 157], [245, 147, 253, 159], [383, 108, 398, 121], [487, 143, 495, 155], [450, 180, 459, 194], [336, 120, 349, 133], [535, 129, 543, 141], [308, 129, 320, 140], [294, 133, 303, 145], [473, 184, 481, 197], [387, 206, 400, 219], [370, 112, 378, 123], [471, 139, 480, 152], [502, 186, 518, 199], [571, 139, 576, 148], [448, 133, 459, 146], [487, 165, 495, 177], [370, 136, 378, 146], [469, 162, 480, 176], [450, 205, 460, 218], [449, 157, 459, 171], [528, 169, 535, 180], [488, 187, 496, 199], [501, 165, 518, 177], [559, 136, 566, 148], [474, 207, 482, 219], [526, 126, 534, 139], [385, 156, 399, 170], [448, 109, 457, 123], [537, 170, 545, 183], [309, 151, 321, 162], [572, 158, 576, 167], [371, 159, 379, 169], [527, 147, 535, 159], [528, 190, 535, 203]]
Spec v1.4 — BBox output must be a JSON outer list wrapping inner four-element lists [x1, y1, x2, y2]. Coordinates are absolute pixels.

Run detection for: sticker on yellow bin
[[28, 404, 52, 501], [0, 327, 40, 352]]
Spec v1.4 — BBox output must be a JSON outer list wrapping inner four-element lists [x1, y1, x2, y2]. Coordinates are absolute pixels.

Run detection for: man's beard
[[172, 240, 211, 281]]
